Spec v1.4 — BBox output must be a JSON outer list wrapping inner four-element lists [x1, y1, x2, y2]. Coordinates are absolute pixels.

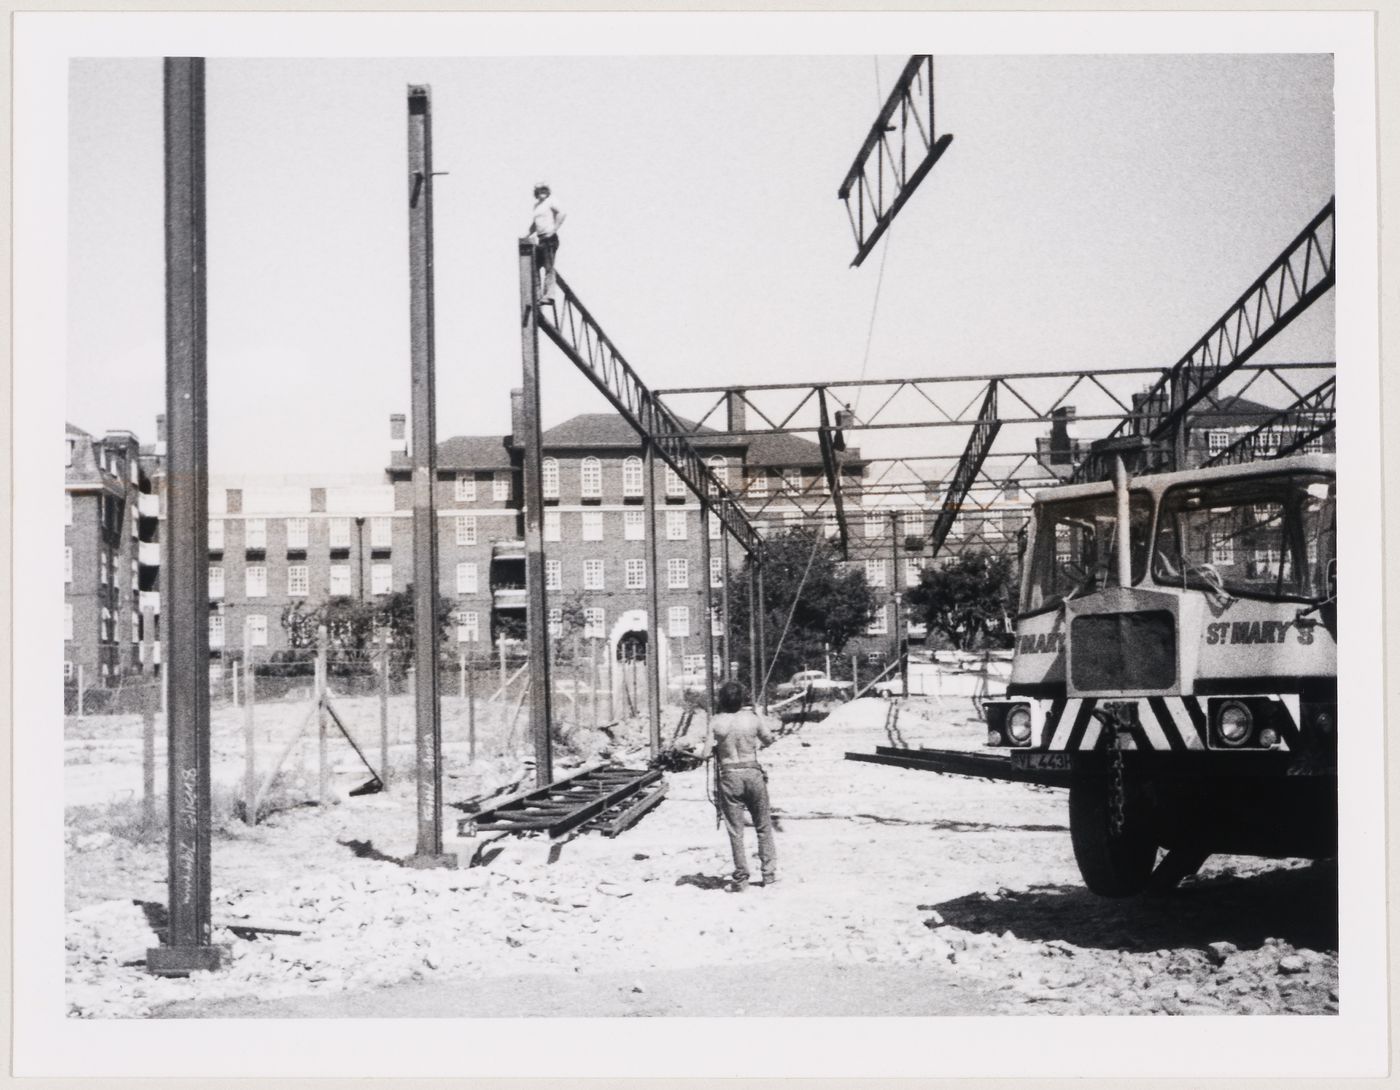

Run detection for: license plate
[[1011, 751, 1072, 771]]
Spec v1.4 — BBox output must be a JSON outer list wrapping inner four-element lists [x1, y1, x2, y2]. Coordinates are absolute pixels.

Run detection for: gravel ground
[[64, 694, 1338, 1018]]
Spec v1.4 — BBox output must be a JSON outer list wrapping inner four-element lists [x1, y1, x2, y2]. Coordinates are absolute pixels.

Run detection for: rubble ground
[[64, 694, 1338, 1017]]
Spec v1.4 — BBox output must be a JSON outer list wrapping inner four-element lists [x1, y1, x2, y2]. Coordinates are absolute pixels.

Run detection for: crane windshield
[[1022, 491, 1151, 614]]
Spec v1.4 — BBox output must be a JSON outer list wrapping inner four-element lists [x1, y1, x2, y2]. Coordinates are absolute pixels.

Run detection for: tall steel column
[[699, 500, 716, 712], [890, 511, 907, 695], [747, 565, 759, 702], [755, 562, 768, 711], [147, 57, 220, 976], [519, 237, 555, 786], [405, 85, 451, 866], [643, 441, 664, 755], [719, 532, 732, 681]]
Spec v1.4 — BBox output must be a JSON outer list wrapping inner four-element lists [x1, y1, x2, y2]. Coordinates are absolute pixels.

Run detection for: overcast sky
[[66, 53, 1334, 477]]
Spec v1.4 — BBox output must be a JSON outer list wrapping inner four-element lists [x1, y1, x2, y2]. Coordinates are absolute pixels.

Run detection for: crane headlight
[[1216, 700, 1253, 747]]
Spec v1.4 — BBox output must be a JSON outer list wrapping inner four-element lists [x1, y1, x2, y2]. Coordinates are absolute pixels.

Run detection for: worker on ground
[[685, 679, 778, 892], [526, 182, 566, 301]]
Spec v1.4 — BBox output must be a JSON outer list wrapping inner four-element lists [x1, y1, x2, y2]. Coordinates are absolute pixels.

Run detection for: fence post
[[142, 683, 157, 827], [317, 625, 328, 805], [467, 646, 477, 764], [852, 652, 859, 695], [231, 655, 240, 709], [498, 637, 507, 697], [379, 642, 390, 791], [403, 665, 413, 744], [76, 665, 85, 720], [243, 630, 256, 824], [459, 652, 466, 699]]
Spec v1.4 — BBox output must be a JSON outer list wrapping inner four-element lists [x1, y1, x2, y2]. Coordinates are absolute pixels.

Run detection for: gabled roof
[[1190, 394, 1290, 431], [541, 413, 738, 451], [435, 435, 515, 470], [744, 430, 864, 469]]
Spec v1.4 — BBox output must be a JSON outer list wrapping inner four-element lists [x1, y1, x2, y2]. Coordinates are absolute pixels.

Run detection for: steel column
[[519, 238, 556, 787], [643, 441, 664, 755], [720, 531, 732, 681], [699, 500, 716, 713], [755, 562, 768, 712], [747, 565, 759, 702], [890, 511, 906, 695], [147, 57, 220, 977], [405, 85, 451, 866]]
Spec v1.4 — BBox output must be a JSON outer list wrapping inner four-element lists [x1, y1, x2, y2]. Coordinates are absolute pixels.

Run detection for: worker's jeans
[[718, 767, 777, 883]]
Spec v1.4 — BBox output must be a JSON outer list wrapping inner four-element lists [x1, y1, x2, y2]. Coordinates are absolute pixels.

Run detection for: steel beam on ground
[[148, 57, 221, 977], [405, 84, 451, 867], [839, 55, 953, 268], [519, 238, 556, 787]]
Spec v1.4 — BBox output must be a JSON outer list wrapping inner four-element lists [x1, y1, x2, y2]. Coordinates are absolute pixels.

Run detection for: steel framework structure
[[1202, 375, 1337, 467], [839, 55, 953, 268]]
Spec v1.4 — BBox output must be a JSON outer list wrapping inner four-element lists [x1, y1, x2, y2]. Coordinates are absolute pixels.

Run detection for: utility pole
[[404, 84, 451, 868], [699, 499, 716, 713], [355, 516, 366, 602], [891, 510, 906, 696], [719, 531, 732, 681], [147, 56, 221, 976], [518, 235, 555, 786], [643, 441, 664, 756]]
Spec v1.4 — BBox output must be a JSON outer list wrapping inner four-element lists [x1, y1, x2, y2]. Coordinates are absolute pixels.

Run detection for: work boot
[[728, 875, 749, 893], [761, 875, 779, 888]]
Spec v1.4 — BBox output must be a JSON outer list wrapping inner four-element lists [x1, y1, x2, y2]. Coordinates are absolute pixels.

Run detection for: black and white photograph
[[11, 8, 1387, 1082]]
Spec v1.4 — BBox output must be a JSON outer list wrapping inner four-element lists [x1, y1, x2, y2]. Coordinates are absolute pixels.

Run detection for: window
[[64, 547, 72, 583], [209, 614, 225, 648], [584, 559, 605, 590], [782, 467, 802, 494], [710, 556, 724, 588], [584, 608, 606, 638], [456, 474, 476, 502], [905, 560, 922, 588], [668, 558, 689, 589], [371, 563, 393, 595], [542, 458, 560, 499], [708, 512, 720, 540], [457, 612, 480, 643], [666, 510, 688, 541], [544, 510, 561, 542], [824, 512, 839, 538], [209, 566, 224, 598], [246, 566, 267, 598], [208, 519, 224, 550], [865, 512, 883, 538], [329, 518, 351, 548], [245, 518, 267, 549], [749, 471, 768, 498], [582, 511, 604, 542], [1252, 428, 1282, 456], [246, 614, 268, 647], [329, 565, 351, 596], [665, 466, 685, 498], [905, 510, 926, 537], [1025, 492, 1152, 614], [707, 455, 729, 490], [548, 608, 563, 638], [286, 518, 309, 548], [456, 562, 478, 595], [867, 606, 889, 635], [370, 517, 393, 548], [667, 606, 691, 638], [623, 456, 644, 497], [545, 559, 562, 590], [711, 607, 723, 636], [1207, 531, 1235, 567], [624, 510, 645, 540], [1207, 431, 1231, 455], [625, 558, 646, 589], [865, 559, 887, 588], [456, 515, 477, 546], [64, 603, 73, 641], [287, 565, 309, 597], [493, 471, 510, 502], [580, 457, 602, 498], [65, 493, 72, 525], [100, 549, 108, 584], [1304, 434, 1328, 454]]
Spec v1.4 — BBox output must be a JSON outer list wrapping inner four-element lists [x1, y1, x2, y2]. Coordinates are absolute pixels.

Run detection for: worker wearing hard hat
[[683, 679, 779, 892], [526, 182, 567, 301]]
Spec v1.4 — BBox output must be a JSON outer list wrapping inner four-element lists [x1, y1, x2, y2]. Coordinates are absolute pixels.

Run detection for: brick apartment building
[[64, 423, 161, 689]]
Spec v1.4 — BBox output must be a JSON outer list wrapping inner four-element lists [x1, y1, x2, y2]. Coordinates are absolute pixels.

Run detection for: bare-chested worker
[[685, 679, 778, 891]]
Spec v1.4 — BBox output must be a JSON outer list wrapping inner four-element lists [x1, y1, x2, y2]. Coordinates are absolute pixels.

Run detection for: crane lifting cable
[[759, 532, 824, 698]]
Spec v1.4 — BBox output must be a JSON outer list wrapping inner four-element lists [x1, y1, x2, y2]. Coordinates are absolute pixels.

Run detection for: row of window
[[1206, 429, 1329, 456], [540, 556, 727, 592], [453, 473, 513, 503], [543, 508, 716, 542], [859, 559, 928, 589], [66, 547, 133, 588], [535, 457, 830, 502], [62, 603, 144, 643], [208, 517, 395, 551], [209, 563, 394, 599]]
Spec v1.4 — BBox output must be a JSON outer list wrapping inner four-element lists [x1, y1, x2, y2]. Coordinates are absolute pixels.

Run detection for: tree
[[727, 528, 877, 692], [279, 587, 454, 657], [906, 548, 1017, 651]]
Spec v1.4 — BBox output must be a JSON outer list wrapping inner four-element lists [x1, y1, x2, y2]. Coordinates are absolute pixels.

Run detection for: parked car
[[773, 669, 853, 702]]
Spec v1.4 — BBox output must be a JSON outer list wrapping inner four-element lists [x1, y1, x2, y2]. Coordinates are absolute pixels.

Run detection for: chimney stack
[[1050, 406, 1077, 464], [155, 413, 167, 457], [389, 413, 407, 455], [510, 388, 525, 447], [726, 390, 747, 435]]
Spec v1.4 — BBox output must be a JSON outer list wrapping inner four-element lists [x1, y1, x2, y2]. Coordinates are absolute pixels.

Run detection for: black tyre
[[1069, 776, 1156, 897]]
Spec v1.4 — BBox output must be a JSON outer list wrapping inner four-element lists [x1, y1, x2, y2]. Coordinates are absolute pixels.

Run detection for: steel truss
[[1202, 376, 1336, 467], [1080, 199, 1336, 480], [537, 273, 762, 558], [839, 55, 953, 268]]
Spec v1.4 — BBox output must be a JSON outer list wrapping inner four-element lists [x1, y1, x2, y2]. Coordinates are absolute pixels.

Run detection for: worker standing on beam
[[682, 679, 779, 892], [527, 181, 566, 301]]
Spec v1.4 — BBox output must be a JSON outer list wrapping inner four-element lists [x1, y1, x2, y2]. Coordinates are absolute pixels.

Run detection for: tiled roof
[[1190, 395, 1291, 430], [744, 430, 864, 469], [436, 435, 515, 470], [541, 413, 738, 451]]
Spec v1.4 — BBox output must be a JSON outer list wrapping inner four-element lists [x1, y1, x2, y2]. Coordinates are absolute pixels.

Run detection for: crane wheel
[[1069, 776, 1156, 898]]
